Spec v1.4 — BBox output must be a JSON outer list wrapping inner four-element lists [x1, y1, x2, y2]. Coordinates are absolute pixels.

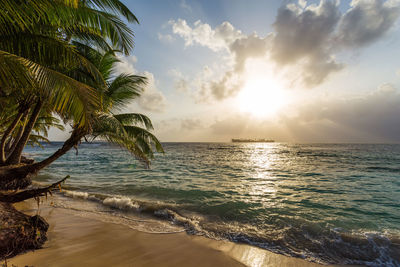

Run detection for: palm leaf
[[54, 6, 134, 54], [27, 134, 51, 148], [0, 50, 100, 127], [107, 74, 146, 110], [114, 113, 154, 130], [84, 0, 139, 23], [0, 33, 105, 85], [124, 125, 164, 154]]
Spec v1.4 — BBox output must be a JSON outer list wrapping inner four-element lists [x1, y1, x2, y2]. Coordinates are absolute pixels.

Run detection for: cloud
[[116, 56, 168, 113], [169, 65, 240, 102], [269, 0, 400, 86], [180, 0, 192, 12], [138, 72, 167, 112], [298, 0, 307, 9], [206, 71, 243, 101], [169, 20, 270, 102], [270, 0, 343, 86], [151, 83, 400, 142], [169, 69, 189, 92], [116, 55, 138, 74], [337, 0, 400, 47], [230, 33, 271, 72], [181, 118, 203, 130], [207, 84, 400, 142], [158, 33, 175, 43], [282, 83, 400, 142], [306, 84, 400, 141], [169, 19, 243, 52], [209, 114, 289, 141], [271, 1, 340, 65], [169, 0, 400, 98], [185, 65, 244, 102]]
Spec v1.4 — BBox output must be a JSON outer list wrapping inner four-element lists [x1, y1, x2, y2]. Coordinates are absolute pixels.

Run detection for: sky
[[52, 0, 400, 142]]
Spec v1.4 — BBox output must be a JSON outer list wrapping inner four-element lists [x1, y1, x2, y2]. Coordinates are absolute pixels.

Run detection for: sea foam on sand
[[64, 190, 89, 199], [10, 198, 326, 267], [103, 196, 140, 210]]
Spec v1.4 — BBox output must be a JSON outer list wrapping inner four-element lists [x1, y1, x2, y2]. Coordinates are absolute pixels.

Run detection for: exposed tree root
[[0, 202, 48, 260], [0, 176, 69, 203], [0, 176, 69, 261], [0, 164, 34, 191]]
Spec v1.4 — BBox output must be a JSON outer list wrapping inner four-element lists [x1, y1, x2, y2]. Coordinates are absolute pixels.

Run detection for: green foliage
[[0, 0, 163, 166], [85, 50, 164, 166]]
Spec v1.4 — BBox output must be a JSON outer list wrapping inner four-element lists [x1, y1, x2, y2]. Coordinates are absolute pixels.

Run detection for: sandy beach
[[2, 0, 399, 265], [7, 198, 330, 267]]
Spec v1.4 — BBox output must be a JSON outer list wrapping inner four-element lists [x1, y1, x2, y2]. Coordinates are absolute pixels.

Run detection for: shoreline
[[8, 197, 331, 267]]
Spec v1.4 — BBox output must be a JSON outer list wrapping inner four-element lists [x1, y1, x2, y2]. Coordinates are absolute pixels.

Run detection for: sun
[[237, 77, 287, 117]]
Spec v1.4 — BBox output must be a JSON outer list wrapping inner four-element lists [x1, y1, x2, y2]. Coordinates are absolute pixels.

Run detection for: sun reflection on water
[[241, 143, 279, 201]]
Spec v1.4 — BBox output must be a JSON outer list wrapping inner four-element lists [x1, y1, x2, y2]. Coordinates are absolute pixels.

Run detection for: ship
[[231, 138, 275, 143]]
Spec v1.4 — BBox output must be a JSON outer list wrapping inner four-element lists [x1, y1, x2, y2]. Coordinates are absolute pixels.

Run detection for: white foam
[[103, 196, 140, 211], [64, 190, 89, 199]]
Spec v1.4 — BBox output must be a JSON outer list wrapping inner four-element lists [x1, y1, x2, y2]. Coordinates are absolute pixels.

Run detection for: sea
[[24, 142, 400, 266]]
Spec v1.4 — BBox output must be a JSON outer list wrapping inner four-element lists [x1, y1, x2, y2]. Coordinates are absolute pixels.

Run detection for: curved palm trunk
[[6, 110, 29, 158], [4, 137, 13, 154], [6, 100, 42, 165], [29, 127, 85, 171], [0, 111, 24, 164], [0, 128, 85, 190]]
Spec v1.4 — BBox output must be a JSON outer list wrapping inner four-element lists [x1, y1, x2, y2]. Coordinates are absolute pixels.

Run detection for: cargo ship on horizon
[[231, 138, 275, 143]]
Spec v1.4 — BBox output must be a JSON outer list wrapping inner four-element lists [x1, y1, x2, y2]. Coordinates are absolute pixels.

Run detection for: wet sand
[[9, 199, 330, 267]]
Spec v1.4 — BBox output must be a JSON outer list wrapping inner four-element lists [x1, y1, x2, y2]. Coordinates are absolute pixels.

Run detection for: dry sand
[[8, 199, 331, 267]]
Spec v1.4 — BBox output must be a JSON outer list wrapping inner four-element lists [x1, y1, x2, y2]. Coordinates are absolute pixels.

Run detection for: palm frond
[[27, 133, 51, 148], [34, 115, 65, 137], [98, 131, 151, 166], [85, 0, 139, 23], [124, 125, 164, 154], [0, 33, 105, 85], [114, 113, 154, 130], [0, 50, 100, 127], [107, 74, 146, 110], [0, 0, 50, 31], [54, 6, 134, 54]]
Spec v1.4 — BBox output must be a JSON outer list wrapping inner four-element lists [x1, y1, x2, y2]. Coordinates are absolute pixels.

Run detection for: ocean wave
[[58, 190, 400, 267], [366, 166, 400, 173], [64, 190, 89, 199], [103, 196, 140, 211]]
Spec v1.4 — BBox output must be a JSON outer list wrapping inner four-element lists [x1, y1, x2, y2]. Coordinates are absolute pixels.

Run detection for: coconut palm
[[85, 49, 164, 165], [21, 47, 163, 174], [0, 0, 139, 166], [0, 0, 163, 190]]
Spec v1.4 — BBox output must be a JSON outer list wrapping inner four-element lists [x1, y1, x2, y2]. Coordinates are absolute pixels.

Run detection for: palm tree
[[0, 0, 163, 190], [0, 0, 141, 165], [84, 49, 164, 165], [15, 48, 163, 176], [1, 0, 103, 165]]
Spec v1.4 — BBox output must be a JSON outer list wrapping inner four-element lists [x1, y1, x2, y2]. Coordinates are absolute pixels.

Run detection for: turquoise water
[[25, 143, 400, 266]]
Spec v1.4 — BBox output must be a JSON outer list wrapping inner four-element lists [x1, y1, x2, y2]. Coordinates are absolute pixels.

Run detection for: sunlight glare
[[237, 77, 286, 117]]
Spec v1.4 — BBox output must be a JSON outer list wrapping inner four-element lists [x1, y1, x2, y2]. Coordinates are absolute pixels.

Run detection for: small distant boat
[[232, 138, 275, 143]]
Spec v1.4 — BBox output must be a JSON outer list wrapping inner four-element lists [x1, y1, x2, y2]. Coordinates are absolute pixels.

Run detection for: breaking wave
[[103, 196, 140, 211], [59, 190, 400, 267]]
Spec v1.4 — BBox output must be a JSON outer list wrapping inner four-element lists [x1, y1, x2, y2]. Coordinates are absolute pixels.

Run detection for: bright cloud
[[169, 19, 243, 52], [116, 56, 167, 113], [337, 0, 400, 47], [168, 0, 400, 100], [181, 118, 203, 130], [158, 33, 175, 43], [169, 69, 189, 92], [208, 84, 400, 143]]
